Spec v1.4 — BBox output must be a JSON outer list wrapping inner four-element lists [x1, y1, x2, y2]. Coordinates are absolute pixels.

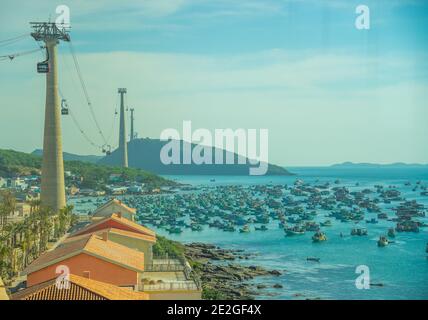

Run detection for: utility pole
[[31, 22, 70, 212], [118, 88, 128, 168], [130, 108, 135, 141]]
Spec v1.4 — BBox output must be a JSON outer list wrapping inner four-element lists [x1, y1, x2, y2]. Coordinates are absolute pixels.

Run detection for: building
[[12, 274, 148, 300], [23, 233, 146, 288], [91, 198, 136, 221], [9, 177, 27, 190], [0, 278, 9, 300], [67, 225, 156, 266], [0, 177, 6, 188], [19, 199, 201, 300], [15, 202, 32, 217], [109, 173, 122, 183]]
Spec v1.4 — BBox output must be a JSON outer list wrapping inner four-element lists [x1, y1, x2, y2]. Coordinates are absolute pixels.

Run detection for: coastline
[[185, 243, 282, 300]]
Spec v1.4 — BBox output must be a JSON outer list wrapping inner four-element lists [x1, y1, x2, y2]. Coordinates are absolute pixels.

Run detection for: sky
[[0, 0, 427, 166]]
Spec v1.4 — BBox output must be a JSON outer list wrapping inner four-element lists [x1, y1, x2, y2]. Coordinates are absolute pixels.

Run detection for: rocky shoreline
[[184, 243, 283, 300]]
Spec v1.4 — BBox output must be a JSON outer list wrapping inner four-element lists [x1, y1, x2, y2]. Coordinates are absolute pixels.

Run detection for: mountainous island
[[98, 138, 293, 176], [331, 161, 428, 169]]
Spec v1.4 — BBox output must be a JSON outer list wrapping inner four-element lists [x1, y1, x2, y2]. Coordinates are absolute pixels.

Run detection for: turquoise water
[[71, 167, 428, 300]]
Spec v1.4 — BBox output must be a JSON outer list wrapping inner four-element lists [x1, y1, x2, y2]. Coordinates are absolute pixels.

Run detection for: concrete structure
[[118, 88, 128, 168], [31, 23, 69, 212]]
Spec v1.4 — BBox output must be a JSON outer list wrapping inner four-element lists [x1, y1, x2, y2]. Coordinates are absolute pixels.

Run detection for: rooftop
[[12, 274, 149, 300], [71, 212, 155, 238], [23, 234, 145, 275]]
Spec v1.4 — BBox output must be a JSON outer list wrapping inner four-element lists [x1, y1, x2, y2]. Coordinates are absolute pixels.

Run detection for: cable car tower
[[31, 22, 70, 212], [118, 88, 129, 168]]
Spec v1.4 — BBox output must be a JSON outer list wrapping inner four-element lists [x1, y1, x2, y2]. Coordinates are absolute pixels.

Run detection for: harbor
[[71, 167, 428, 300]]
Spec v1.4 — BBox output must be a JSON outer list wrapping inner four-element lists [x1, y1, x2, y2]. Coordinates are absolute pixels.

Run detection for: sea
[[70, 166, 428, 300]]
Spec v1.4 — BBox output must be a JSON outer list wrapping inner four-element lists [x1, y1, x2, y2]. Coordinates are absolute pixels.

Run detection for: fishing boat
[[307, 257, 320, 262], [377, 212, 388, 219], [224, 225, 236, 232], [320, 220, 332, 227], [239, 225, 250, 233], [305, 221, 320, 232], [255, 225, 268, 231], [377, 236, 389, 247], [284, 226, 305, 236], [312, 231, 327, 242], [191, 224, 203, 231], [366, 218, 378, 224], [351, 228, 368, 236], [168, 227, 183, 234]]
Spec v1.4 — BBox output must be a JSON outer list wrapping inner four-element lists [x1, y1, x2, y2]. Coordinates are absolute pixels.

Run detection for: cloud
[[1, 47, 427, 165]]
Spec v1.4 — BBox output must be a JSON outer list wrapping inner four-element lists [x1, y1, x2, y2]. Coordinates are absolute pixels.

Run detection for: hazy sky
[[1, 0, 427, 166]]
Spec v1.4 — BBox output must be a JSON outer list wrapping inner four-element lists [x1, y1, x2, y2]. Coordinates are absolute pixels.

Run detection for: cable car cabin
[[61, 99, 69, 115], [37, 61, 49, 73]]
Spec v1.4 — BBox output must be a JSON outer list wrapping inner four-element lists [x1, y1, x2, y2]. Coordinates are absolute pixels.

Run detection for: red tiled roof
[[23, 234, 145, 275], [12, 274, 149, 300]]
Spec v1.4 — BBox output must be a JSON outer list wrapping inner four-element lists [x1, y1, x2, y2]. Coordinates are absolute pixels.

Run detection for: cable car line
[[0, 47, 44, 62], [0, 33, 29, 47], [58, 87, 104, 151], [67, 39, 109, 146]]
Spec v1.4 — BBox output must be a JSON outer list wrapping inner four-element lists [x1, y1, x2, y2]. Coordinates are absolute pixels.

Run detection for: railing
[[139, 281, 199, 291], [144, 263, 185, 272], [149, 256, 202, 290]]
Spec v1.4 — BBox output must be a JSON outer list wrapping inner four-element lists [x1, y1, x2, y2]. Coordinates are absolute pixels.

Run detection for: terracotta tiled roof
[[23, 234, 145, 275], [65, 227, 156, 244], [12, 274, 149, 300], [71, 213, 155, 238]]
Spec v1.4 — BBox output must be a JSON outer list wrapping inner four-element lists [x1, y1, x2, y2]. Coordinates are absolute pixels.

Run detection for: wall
[[26, 253, 138, 288], [108, 233, 153, 265]]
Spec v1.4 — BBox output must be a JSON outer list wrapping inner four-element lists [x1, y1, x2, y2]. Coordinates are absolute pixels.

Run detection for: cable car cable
[[67, 40, 108, 146]]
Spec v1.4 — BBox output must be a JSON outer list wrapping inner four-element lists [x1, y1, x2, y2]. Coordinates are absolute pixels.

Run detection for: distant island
[[32, 149, 102, 164], [98, 138, 293, 176], [331, 161, 428, 169]]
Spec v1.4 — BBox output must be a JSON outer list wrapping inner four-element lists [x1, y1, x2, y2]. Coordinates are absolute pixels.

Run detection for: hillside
[[32, 149, 102, 164], [0, 149, 175, 187], [98, 138, 293, 176]]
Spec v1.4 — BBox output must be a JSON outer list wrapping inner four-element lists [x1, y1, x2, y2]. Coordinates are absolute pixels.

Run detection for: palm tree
[[0, 190, 16, 227]]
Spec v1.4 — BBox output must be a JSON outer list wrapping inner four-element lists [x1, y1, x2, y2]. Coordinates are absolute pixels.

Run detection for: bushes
[[153, 235, 185, 258]]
